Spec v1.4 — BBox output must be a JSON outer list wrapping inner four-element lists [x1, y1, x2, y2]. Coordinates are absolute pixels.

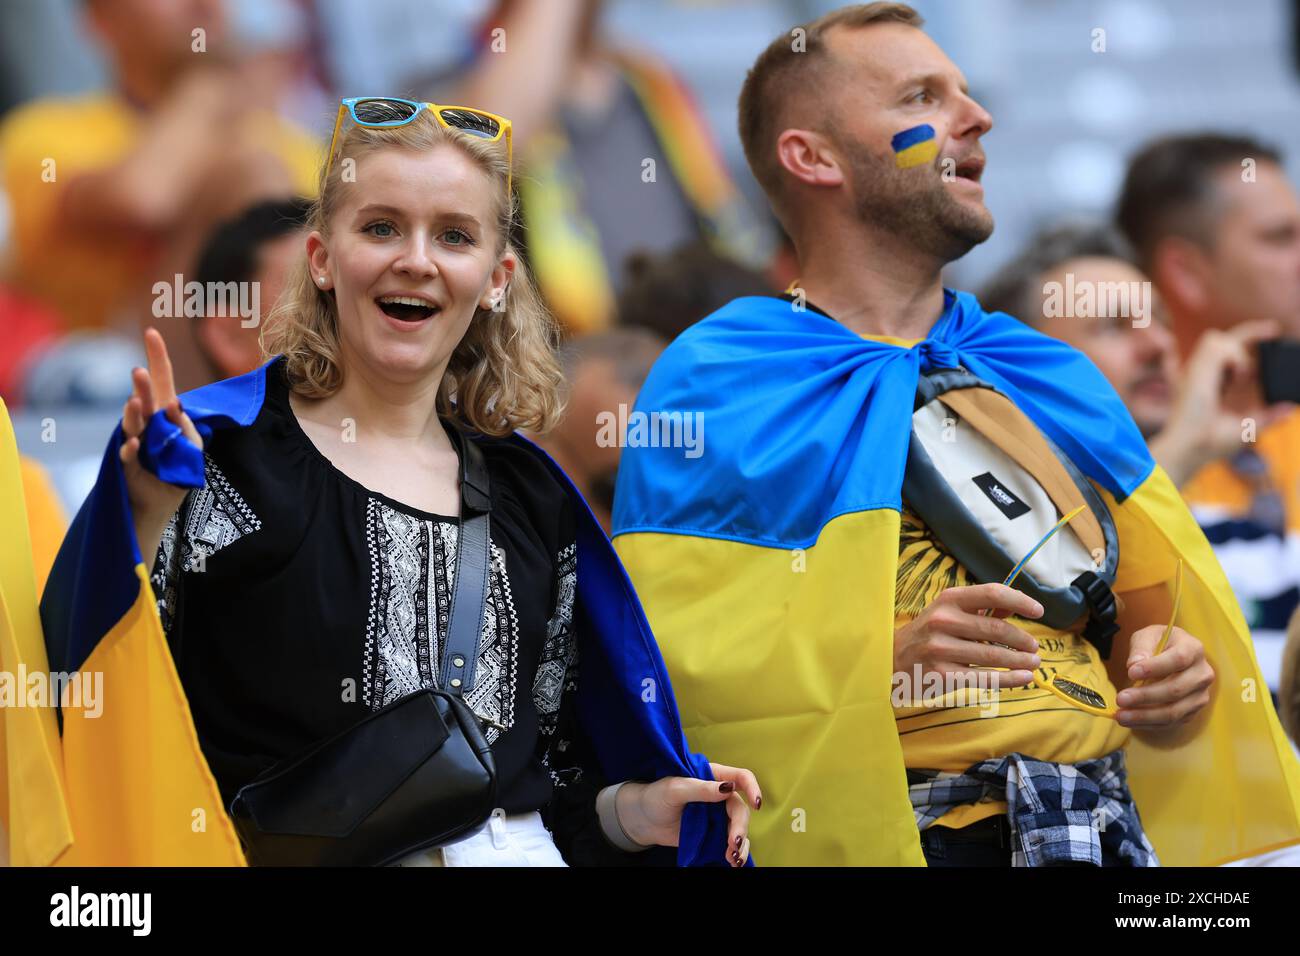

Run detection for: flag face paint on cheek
[[892, 124, 938, 169]]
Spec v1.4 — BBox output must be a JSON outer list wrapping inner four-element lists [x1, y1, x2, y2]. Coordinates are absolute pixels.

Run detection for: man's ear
[[481, 250, 517, 311], [1152, 236, 1211, 316], [196, 312, 263, 379], [776, 129, 846, 189], [306, 231, 332, 290]]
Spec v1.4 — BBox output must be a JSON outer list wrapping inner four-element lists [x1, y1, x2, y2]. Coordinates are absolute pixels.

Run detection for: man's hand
[[893, 583, 1044, 692], [1150, 320, 1289, 487], [1114, 626, 1215, 729]]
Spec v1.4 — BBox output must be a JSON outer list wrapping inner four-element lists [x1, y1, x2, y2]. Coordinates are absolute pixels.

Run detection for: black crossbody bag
[[228, 426, 498, 866]]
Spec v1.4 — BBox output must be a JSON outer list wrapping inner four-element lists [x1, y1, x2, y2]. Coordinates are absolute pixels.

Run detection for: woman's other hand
[[615, 762, 760, 866]]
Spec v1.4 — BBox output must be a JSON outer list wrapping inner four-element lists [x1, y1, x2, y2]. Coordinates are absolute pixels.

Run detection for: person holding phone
[[978, 222, 1291, 490]]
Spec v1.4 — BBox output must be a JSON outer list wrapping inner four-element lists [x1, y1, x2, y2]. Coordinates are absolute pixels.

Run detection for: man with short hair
[[1117, 135, 1300, 692], [612, 3, 1300, 866], [191, 197, 311, 384], [980, 223, 1283, 490], [1117, 134, 1300, 343], [980, 225, 1176, 439]]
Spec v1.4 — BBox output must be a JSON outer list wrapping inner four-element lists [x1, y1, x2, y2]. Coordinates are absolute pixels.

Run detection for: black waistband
[[926, 814, 1012, 847]]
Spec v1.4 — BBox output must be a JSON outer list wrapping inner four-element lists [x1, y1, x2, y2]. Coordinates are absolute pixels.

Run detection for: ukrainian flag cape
[[20, 360, 737, 866], [612, 289, 1300, 866]]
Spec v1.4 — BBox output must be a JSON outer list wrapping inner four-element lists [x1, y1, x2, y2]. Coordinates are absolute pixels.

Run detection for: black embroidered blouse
[[150, 357, 659, 864]]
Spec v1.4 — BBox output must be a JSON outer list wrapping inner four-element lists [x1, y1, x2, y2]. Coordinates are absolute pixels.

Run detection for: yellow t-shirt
[[0, 93, 320, 331], [893, 506, 1131, 826], [857, 331, 1130, 828]]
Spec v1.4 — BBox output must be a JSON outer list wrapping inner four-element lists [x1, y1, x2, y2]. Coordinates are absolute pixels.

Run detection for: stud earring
[[317, 276, 327, 286]]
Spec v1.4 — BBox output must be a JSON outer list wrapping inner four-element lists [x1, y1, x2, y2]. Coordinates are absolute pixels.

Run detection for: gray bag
[[903, 367, 1120, 656]]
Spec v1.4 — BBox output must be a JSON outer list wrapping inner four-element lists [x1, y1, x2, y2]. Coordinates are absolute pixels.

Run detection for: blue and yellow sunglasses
[[326, 97, 513, 193]]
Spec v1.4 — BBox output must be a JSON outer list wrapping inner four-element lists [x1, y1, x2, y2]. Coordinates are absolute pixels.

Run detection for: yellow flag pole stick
[[981, 504, 1087, 617], [1134, 559, 1183, 689], [1004, 504, 1087, 590]]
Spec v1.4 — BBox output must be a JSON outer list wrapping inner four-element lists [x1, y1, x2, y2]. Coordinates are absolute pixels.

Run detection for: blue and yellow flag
[[35, 380, 253, 865], [612, 289, 1300, 866], [27, 361, 737, 865], [0, 400, 74, 866], [892, 124, 939, 169]]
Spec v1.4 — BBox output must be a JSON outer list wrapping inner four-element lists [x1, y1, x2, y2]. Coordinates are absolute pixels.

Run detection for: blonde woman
[[97, 99, 757, 866]]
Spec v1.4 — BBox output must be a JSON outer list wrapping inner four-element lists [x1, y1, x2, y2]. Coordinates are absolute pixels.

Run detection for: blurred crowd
[[1, 0, 1298, 737]]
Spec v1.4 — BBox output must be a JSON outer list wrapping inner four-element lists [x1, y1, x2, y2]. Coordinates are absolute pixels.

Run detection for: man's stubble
[[846, 139, 994, 264]]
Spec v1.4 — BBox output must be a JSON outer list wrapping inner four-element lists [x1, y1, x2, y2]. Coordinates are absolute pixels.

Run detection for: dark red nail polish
[[755, 795, 762, 810], [719, 781, 734, 793], [735, 835, 742, 847]]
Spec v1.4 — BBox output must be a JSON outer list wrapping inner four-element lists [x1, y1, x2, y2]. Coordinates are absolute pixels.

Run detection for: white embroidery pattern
[[535, 542, 578, 784], [368, 505, 435, 706], [151, 455, 262, 633], [363, 501, 520, 744]]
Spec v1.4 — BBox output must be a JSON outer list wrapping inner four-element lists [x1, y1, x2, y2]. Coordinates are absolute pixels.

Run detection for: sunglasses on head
[[325, 97, 514, 195]]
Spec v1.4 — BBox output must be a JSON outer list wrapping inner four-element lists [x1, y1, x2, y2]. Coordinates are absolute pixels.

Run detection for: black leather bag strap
[[440, 426, 491, 696]]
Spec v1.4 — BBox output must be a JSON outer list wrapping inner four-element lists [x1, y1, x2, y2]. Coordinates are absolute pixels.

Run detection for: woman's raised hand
[[120, 328, 204, 546]]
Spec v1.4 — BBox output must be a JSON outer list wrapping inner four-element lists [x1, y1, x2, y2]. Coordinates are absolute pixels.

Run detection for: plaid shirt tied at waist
[[908, 749, 1159, 867]]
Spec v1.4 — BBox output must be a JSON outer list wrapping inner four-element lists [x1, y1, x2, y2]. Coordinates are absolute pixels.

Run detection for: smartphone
[[1258, 338, 1300, 405]]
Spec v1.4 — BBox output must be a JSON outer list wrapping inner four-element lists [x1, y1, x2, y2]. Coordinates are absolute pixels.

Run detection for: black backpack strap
[[440, 426, 492, 696], [1072, 570, 1119, 660]]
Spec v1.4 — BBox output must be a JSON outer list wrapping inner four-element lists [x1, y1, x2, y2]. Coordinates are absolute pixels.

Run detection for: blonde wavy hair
[[260, 108, 564, 436]]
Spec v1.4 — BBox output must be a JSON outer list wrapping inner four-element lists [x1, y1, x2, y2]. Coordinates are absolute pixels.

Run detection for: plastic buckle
[[1073, 571, 1119, 660]]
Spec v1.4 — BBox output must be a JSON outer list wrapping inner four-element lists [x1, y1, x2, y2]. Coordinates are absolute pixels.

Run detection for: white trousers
[[392, 808, 568, 867]]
